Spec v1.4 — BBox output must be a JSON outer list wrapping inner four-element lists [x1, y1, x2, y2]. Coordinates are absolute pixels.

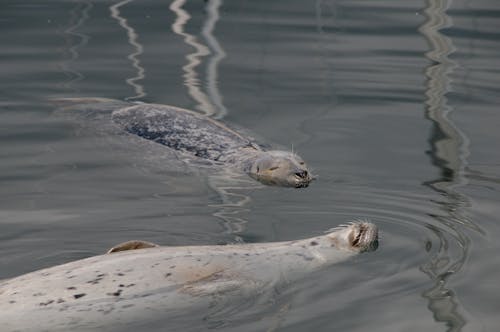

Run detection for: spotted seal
[[0, 221, 377, 331], [54, 98, 314, 188]]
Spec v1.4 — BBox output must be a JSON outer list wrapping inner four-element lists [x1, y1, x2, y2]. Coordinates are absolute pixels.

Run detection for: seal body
[[112, 103, 252, 162], [0, 222, 377, 331], [54, 98, 313, 188]]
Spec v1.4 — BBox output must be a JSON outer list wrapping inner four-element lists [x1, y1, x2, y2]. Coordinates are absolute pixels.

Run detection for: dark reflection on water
[[420, 1, 482, 331], [421, 0, 466, 329]]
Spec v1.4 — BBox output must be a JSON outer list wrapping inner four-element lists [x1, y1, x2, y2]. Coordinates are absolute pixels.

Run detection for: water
[[1, 0, 499, 331]]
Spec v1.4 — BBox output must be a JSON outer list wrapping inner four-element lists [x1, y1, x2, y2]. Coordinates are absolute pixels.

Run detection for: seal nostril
[[295, 170, 308, 179], [352, 225, 367, 248], [352, 232, 361, 247]]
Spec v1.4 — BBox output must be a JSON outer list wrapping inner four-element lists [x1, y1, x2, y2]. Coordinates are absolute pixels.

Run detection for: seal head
[[326, 221, 379, 253], [248, 150, 313, 188]]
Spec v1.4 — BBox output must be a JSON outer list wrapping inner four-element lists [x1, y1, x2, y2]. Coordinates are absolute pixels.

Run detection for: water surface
[[1, 0, 500, 331]]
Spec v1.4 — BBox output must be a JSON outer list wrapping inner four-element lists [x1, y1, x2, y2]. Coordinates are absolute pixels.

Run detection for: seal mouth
[[252, 169, 313, 188], [294, 181, 310, 188]]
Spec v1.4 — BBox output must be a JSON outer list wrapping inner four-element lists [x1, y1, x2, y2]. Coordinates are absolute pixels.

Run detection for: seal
[[54, 98, 314, 188], [0, 221, 377, 331]]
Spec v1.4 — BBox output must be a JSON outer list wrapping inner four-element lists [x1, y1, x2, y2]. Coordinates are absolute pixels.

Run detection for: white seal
[[0, 221, 377, 331]]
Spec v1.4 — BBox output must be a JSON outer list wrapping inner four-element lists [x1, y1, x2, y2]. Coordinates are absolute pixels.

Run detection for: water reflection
[[171, 0, 250, 242], [208, 171, 262, 243], [61, 0, 249, 242], [60, 0, 92, 92], [110, 0, 146, 100], [170, 0, 214, 115], [202, 0, 228, 119], [419, 0, 481, 330], [170, 0, 228, 118]]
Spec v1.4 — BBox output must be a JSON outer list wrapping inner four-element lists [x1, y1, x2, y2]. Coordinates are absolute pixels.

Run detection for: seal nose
[[295, 170, 308, 179]]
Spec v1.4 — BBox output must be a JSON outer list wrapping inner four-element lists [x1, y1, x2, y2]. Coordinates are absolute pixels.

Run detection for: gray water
[[1, 0, 500, 331]]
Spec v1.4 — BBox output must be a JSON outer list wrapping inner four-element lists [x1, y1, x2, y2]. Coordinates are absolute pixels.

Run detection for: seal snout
[[293, 169, 312, 188], [350, 222, 378, 252]]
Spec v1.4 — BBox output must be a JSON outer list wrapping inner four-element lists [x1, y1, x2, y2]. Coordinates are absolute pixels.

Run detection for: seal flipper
[[106, 240, 159, 254]]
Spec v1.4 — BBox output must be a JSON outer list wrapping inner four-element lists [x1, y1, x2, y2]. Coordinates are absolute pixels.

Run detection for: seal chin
[[255, 172, 312, 188], [291, 172, 314, 188]]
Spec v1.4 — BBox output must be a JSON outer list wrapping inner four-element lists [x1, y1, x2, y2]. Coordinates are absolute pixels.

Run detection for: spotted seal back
[[112, 103, 255, 162]]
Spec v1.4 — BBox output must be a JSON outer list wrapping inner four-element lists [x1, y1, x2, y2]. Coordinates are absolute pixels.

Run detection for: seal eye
[[269, 166, 279, 171]]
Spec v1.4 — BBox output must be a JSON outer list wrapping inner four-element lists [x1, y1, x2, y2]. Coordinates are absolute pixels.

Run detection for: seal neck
[[294, 236, 358, 267], [219, 146, 262, 171]]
